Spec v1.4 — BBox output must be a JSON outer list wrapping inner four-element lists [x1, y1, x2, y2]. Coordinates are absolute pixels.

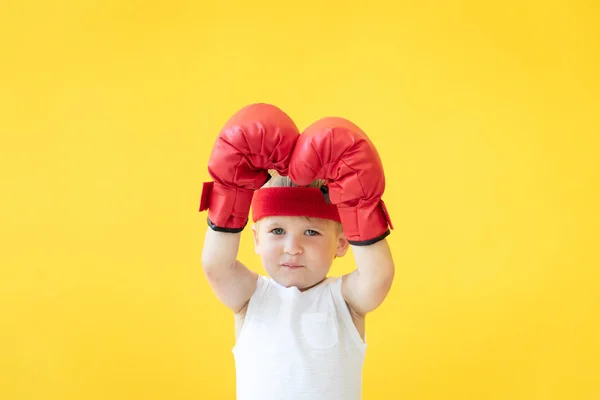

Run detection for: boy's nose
[[283, 236, 303, 255]]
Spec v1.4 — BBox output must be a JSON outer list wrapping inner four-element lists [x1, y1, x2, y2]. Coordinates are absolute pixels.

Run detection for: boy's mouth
[[281, 263, 304, 269]]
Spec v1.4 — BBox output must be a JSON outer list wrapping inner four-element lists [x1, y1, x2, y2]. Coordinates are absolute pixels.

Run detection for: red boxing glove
[[199, 103, 300, 232], [289, 117, 393, 245]]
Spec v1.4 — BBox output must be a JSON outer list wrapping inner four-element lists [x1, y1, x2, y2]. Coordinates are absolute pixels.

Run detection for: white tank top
[[232, 275, 367, 400]]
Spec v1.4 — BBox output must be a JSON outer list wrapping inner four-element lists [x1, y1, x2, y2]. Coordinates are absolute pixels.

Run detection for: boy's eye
[[270, 228, 285, 235], [305, 230, 320, 236]]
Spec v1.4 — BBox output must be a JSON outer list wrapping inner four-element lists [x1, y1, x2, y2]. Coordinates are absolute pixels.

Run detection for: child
[[199, 103, 395, 400]]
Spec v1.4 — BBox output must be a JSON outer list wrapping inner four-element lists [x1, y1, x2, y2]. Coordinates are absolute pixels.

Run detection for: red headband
[[251, 187, 341, 223]]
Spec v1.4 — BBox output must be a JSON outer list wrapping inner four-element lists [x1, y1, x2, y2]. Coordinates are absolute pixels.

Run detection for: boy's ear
[[335, 232, 350, 258], [252, 223, 260, 254]]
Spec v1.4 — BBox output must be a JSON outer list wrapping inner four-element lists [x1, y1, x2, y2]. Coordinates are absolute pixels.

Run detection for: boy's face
[[252, 215, 349, 290]]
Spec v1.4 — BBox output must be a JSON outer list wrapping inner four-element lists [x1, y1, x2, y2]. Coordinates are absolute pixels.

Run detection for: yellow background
[[1, 0, 598, 399]]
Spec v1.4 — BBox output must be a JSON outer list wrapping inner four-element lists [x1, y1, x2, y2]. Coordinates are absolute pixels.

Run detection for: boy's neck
[[298, 277, 328, 292]]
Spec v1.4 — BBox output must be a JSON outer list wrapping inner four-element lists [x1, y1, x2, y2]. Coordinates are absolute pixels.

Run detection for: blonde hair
[[262, 170, 326, 189]]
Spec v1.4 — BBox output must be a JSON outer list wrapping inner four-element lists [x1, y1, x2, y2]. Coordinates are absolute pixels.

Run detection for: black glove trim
[[320, 185, 332, 204], [347, 229, 390, 246], [207, 217, 246, 233]]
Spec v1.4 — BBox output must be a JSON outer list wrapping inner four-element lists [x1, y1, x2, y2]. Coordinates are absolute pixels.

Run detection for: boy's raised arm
[[198, 103, 301, 313], [201, 230, 257, 314], [343, 240, 395, 315]]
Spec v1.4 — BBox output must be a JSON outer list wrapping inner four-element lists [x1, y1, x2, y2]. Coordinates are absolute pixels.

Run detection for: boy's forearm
[[201, 228, 258, 313], [340, 239, 395, 315], [350, 239, 395, 291], [201, 229, 241, 271]]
